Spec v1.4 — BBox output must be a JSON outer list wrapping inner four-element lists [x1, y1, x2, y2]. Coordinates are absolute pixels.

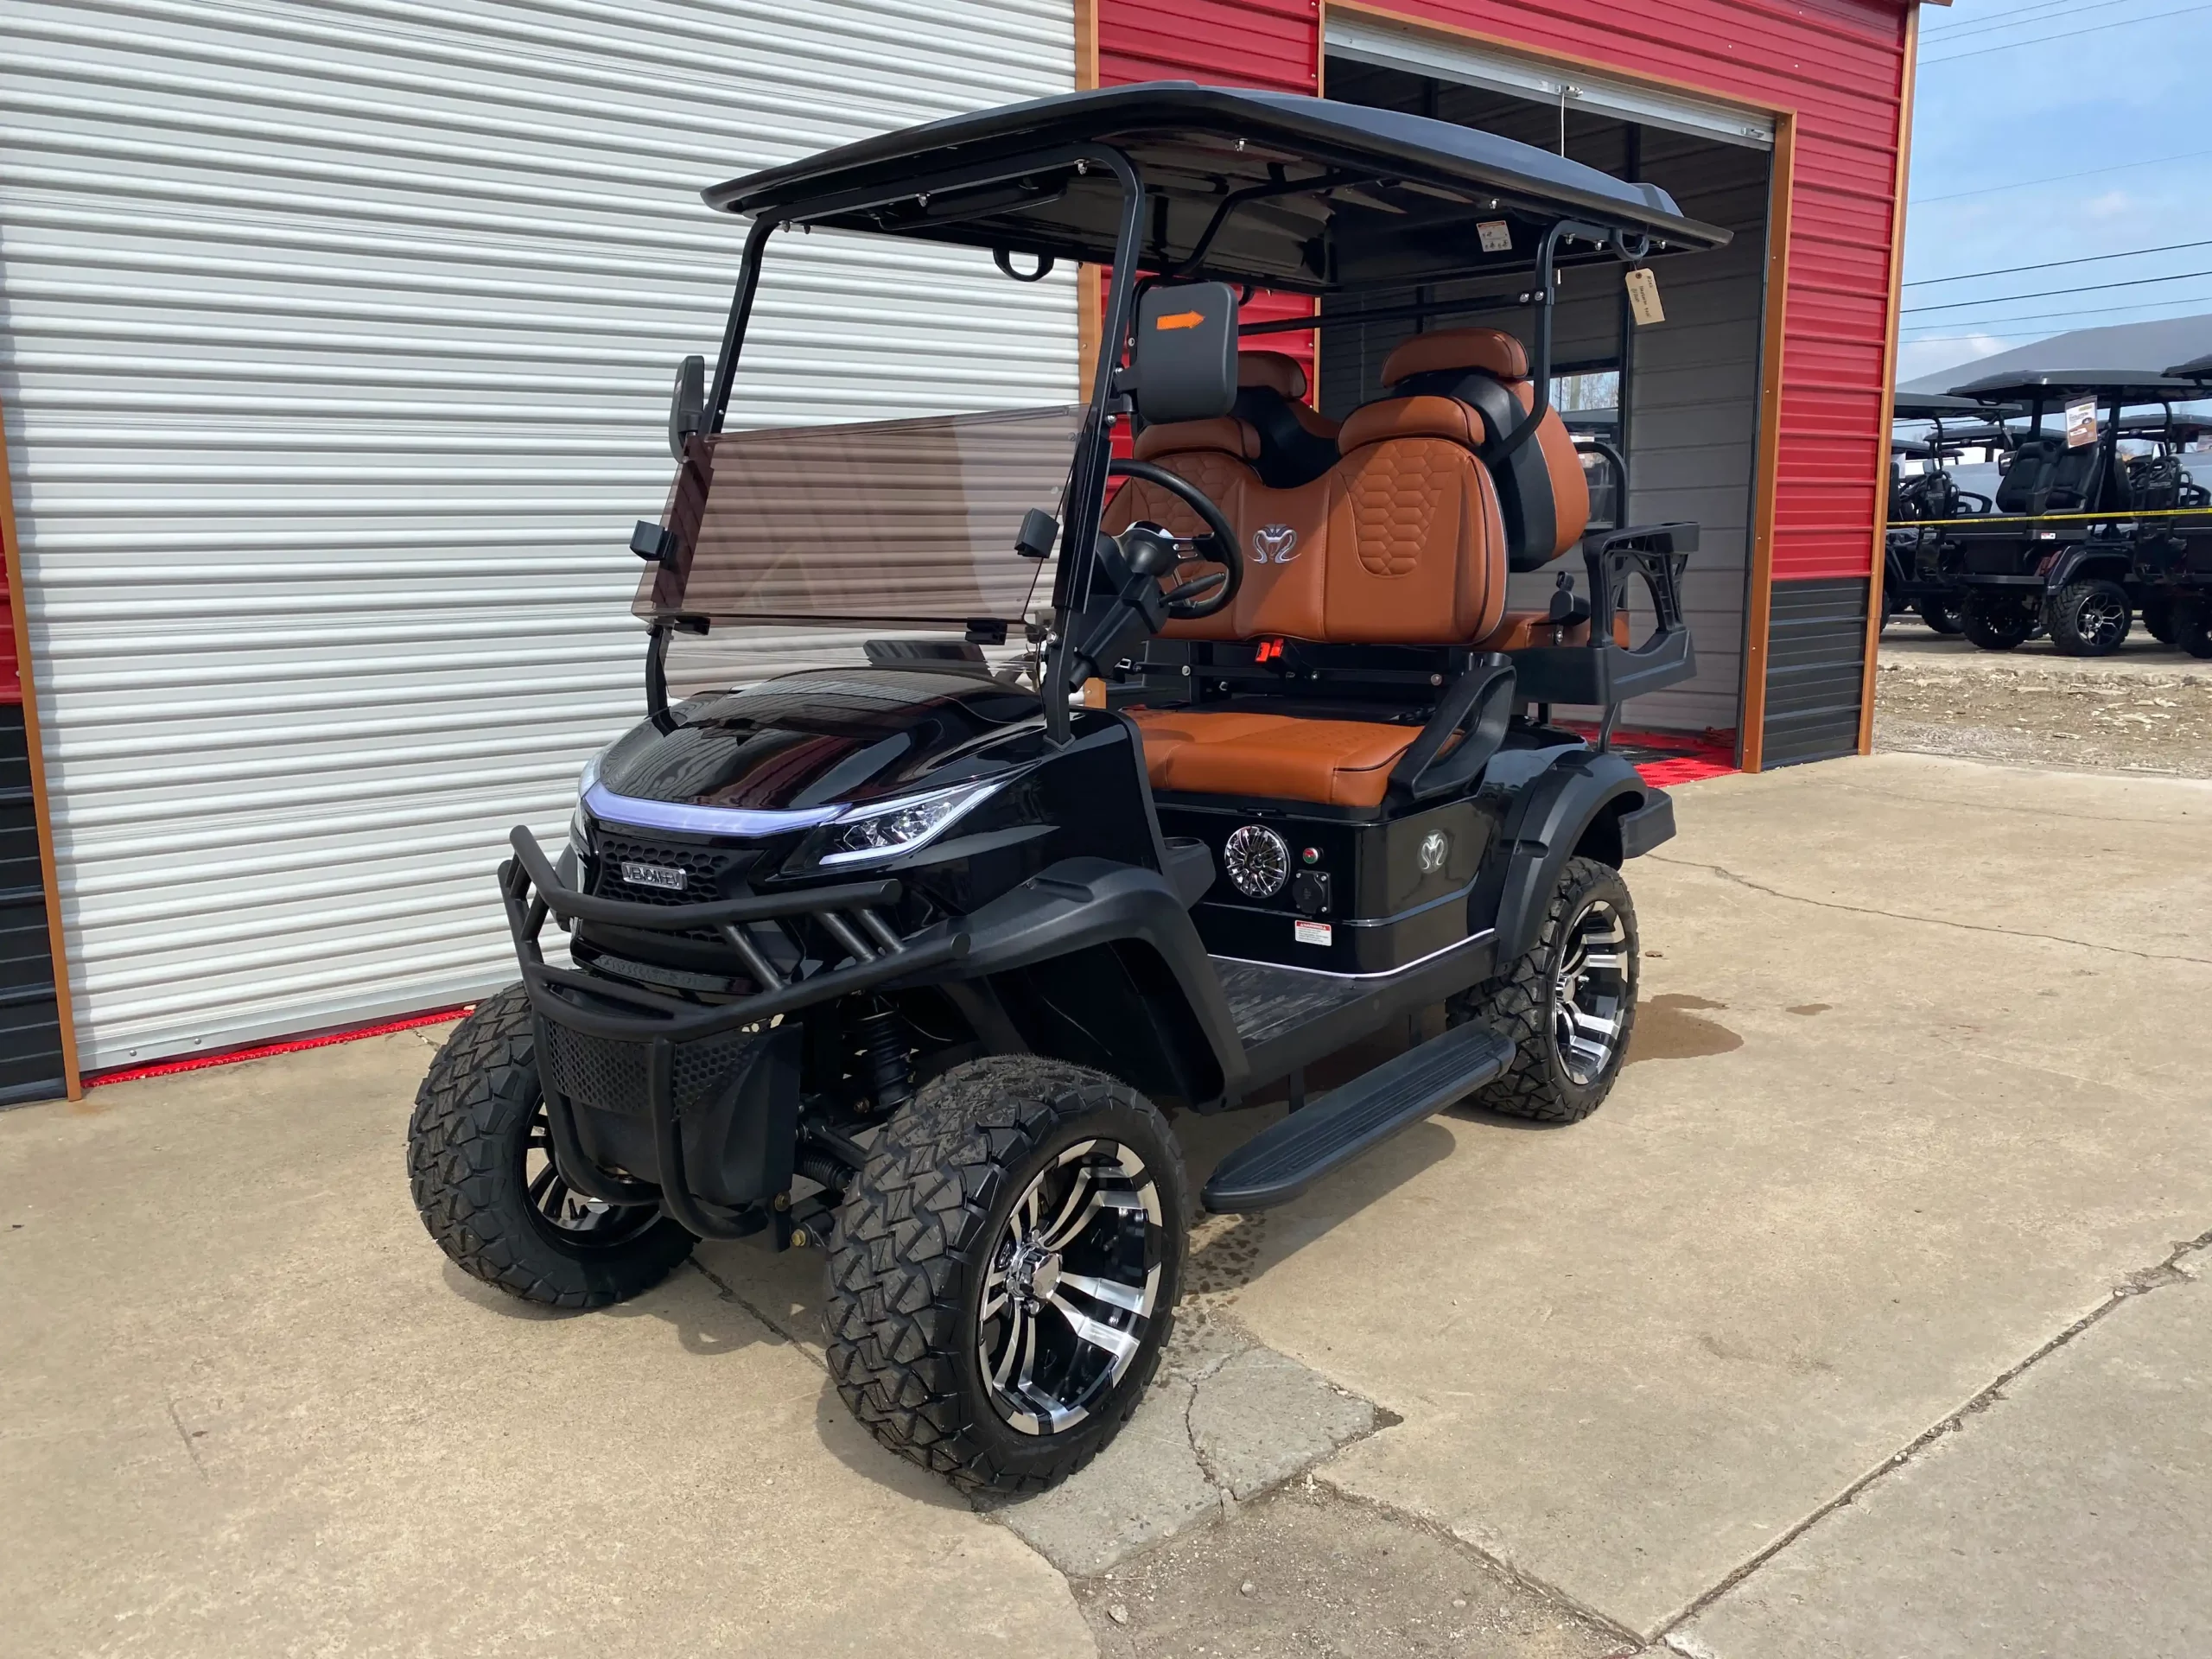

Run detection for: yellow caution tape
[[1894, 506, 2212, 529]]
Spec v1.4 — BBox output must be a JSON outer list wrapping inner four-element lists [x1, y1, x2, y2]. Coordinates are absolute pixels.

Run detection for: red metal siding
[[1339, 0, 1911, 581], [1099, 0, 1322, 386], [1093, 0, 1912, 584]]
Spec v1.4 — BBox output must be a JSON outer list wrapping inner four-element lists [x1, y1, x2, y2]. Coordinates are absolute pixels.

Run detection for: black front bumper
[[500, 828, 967, 1239]]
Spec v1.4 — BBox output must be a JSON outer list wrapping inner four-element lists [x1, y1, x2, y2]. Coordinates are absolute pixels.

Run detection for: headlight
[[802, 779, 1007, 869], [569, 752, 604, 865]]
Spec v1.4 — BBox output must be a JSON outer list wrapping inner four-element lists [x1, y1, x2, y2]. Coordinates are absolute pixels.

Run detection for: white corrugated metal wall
[[0, 0, 1077, 1071]]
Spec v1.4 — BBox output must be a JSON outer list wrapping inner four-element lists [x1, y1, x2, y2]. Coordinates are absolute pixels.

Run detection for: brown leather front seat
[[1127, 391, 1513, 807], [1379, 327, 1590, 570]]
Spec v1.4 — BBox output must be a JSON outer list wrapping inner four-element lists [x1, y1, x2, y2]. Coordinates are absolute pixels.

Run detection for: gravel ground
[[1071, 1482, 1627, 1659], [1872, 635, 2212, 779]]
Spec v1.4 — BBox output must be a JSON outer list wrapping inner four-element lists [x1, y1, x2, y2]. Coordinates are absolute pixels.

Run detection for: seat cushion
[[1129, 708, 1421, 808]]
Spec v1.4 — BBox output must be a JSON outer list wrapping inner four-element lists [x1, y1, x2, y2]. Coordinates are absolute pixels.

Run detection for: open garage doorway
[[1319, 33, 1776, 750]]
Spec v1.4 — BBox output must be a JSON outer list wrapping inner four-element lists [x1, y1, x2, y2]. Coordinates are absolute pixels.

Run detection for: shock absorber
[[855, 1002, 912, 1115]]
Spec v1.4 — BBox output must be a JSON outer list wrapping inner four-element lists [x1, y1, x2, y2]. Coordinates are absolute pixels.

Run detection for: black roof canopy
[[2167, 352, 2212, 381], [704, 83, 1732, 294], [1949, 368, 2203, 404], [1891, 392, 1992, 420]]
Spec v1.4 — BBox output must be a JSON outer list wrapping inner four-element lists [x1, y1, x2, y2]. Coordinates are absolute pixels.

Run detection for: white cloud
[[2083, 189, 2135, 219], [1897, 331, 2010, 386]]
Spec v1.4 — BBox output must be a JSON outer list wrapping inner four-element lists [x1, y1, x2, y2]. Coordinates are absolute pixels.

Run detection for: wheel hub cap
[[978, 1139, 1163, 1437], [1550, 898, 1630, 1086]]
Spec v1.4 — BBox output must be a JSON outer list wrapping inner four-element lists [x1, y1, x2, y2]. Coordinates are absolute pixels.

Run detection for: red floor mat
[[1562, 724, 1739, 787]]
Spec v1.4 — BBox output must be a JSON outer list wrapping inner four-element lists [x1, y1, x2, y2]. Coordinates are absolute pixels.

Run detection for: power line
[[1910, 147, 2212, 207], [1905, 238, 2212, 287], [1922, 3, 2212, 65], [1902, 268, 2212, 315], [1897, 292, 2212, 340], [1922, 0, 2145, 43]]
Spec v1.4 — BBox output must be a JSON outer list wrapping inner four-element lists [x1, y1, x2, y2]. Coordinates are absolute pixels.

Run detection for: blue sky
[[1897, 0, 2212, 384]]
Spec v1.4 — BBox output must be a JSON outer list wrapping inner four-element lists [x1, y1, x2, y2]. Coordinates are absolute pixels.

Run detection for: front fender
[[954, 857, 1248, 1098], [1478, 752, 1666, 960]]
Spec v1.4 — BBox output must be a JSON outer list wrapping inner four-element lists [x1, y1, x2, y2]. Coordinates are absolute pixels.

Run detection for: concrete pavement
[[3, 751, 2209, 1656]]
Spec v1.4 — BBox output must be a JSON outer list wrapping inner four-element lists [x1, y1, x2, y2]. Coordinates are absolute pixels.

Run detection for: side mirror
[[667, 354, 706, 461], [1130, 283, 1238, 425]]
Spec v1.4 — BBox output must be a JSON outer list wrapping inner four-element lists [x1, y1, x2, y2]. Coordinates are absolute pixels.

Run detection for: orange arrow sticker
[[1154, 310, 1205, 330]]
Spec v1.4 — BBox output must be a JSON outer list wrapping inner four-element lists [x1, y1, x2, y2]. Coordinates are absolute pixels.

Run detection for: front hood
[[592, 666, 1046, 818]]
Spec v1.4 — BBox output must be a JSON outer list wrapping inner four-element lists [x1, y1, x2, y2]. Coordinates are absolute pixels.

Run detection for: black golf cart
[[1945, 369, 2203, 654], [2131, 351, 2212, 655], [1883, 391, 2007, 634], [406, 83, 1727, 1492]]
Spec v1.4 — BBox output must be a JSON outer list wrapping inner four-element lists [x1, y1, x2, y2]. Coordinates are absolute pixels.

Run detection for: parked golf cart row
[[1883, 366, 2212, 657]]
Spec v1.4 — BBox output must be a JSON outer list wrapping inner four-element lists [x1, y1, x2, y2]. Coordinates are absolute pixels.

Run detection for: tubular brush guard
[[498, 828, 969, 1240]]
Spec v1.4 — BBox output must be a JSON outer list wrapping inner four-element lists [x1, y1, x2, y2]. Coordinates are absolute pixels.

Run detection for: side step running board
[[1201, 1022, 1518, 1213]]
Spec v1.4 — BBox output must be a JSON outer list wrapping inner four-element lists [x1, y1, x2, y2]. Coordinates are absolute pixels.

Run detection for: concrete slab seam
[[1647, 854, 2212, 967], [980, 1312, 1396, 1577], [685, 1257, 810, 1363], [1305, 1471, 1650, 1651], [1644, 1227, 2212, 1644]]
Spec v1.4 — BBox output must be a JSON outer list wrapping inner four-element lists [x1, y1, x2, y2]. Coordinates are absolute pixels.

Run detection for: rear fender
[[2045, 545, 2133, 591], [1478, 753, 1667, 961]]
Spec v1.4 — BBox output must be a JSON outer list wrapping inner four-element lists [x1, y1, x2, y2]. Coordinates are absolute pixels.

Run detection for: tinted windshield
[[634, 404, 1078, 628]]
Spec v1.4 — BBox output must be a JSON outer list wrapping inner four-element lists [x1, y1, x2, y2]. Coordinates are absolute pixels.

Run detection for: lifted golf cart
[[1883, 392, 2009, 635], [406, 83, 1727, 1492], [1945, 369, 2205, 655], [2133, 350, 2212, 657]]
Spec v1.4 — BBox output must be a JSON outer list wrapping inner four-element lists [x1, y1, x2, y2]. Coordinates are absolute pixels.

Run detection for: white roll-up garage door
[[0, 0, 1077, 1070]]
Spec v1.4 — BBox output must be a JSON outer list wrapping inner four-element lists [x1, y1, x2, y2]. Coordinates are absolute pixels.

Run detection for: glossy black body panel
[[1154, 794, 1498, 975], [575, 671, 1163, 980], [596, 665, 1051, 814]]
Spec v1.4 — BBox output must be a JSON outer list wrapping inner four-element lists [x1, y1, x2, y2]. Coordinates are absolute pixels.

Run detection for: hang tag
[[1477, 219, 1512, 253], [2065, 397, 2098, 448], [1625, 266, 1665, 326]]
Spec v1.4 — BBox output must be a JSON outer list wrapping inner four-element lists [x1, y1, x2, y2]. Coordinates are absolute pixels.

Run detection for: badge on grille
[[620, 861, 687, 893]]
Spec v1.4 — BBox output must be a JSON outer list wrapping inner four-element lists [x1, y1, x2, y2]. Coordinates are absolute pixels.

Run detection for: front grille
[[538, 1020, 760, 1117], [588, 831, 757, 908]]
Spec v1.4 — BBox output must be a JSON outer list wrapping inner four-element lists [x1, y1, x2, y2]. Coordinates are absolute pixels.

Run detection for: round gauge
[[1222, 824, 1290, 899]]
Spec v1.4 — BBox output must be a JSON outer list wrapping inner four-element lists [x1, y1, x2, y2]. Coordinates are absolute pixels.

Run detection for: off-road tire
[[407, 984, 695, 1307], [1961, 592, 2034, 652], [1915, 594, 1965, 635], [825, 1055, 1187, 1494], [2174, 600, 2212, 659], [2143, 596, 2178, 645], [1449, 855, 1638, 1124], [2045, 578, 2132, 657]]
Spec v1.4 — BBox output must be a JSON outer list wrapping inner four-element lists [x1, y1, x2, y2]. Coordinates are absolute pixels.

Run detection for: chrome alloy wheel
[[1550, 896, 1631, 1085], [978, 1139, 1165, 1436], [2072, 588, 2129, 651]]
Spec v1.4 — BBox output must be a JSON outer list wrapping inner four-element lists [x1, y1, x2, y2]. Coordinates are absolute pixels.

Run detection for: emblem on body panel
[[1251, 524, 1300, 563], [620, 861, 688, 893], [1418, 830, 1450, 874]]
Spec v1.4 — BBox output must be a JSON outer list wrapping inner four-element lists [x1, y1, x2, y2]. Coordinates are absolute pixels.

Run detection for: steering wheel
[[1106, 458, 1243, 621]]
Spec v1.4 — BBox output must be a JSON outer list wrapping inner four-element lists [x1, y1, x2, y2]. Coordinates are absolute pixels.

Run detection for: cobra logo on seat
[[1251, 524, 1300, 563]]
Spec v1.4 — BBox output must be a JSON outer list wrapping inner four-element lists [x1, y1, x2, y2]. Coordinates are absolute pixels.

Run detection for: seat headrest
[[1237, 351, 1309, 400], [1133, 416, 1261, 463], [1382, 327, 1530, 387], [1338, 395, 1484, 455]]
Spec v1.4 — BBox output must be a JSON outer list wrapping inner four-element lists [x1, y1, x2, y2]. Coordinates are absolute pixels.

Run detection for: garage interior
[[1316, 45, 1775, 746]]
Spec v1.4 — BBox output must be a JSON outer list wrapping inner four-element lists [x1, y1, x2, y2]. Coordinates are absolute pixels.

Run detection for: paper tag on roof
[[2065, 397, 2098, 448], [1477, 219, 1512, 253], [1625, 266, 1664, 327]]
